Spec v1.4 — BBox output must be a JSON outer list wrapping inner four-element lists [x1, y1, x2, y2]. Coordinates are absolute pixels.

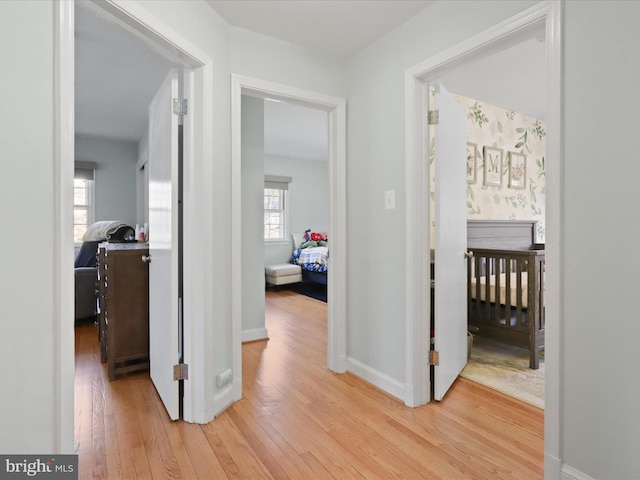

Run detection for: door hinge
[[429, 350, 440, 366], [173, 98, 188, 116], [173, 363, 189, 381], [427, 109, 439, 125]]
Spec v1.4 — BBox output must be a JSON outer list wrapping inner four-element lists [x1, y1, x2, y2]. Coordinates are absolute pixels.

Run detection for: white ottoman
[[265, 264, 302, 286]]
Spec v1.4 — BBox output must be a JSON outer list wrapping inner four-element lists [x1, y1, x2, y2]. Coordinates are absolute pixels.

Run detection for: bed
[[290, 230, 328, 285], [466, 220, 545, 369]]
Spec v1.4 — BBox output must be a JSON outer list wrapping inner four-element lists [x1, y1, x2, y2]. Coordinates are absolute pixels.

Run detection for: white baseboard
[[242, 328, 269, 343], [231, 377, 242, 402], [346, 356, 405, 401], [207, 384, 235, 420], [403, 383, 416, 407], [561, 464, 597, 480], [545, 452, 562, 479]]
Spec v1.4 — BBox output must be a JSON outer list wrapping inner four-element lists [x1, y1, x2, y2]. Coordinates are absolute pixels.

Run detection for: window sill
[[264, 239, 290, 247]]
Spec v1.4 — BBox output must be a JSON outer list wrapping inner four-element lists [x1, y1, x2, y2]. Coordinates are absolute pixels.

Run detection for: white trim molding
[[404, 1, 562, 477], [561, 465, 597, 480], [230, 74, 348, 402], [208, 384, 235, 422], [54, 0, 76, 454], [347, 357, 405, 401], [242, 328, 269, 343]]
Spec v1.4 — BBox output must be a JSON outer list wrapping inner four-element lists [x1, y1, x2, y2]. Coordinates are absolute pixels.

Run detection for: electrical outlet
[[216, 368, 232, 388]]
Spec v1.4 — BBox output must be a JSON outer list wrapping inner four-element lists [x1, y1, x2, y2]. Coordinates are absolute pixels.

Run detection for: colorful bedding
[[291, 246, 328, 273]]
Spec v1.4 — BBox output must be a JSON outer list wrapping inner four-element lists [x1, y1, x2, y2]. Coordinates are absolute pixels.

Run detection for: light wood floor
[[75, 290, 543, 479]]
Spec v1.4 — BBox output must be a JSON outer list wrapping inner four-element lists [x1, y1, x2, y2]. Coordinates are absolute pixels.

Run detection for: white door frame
[[54, 0, 76, 452], [404, 1, 562, 477], [230, 74, 347, 401], [55, 0, 215, 433]]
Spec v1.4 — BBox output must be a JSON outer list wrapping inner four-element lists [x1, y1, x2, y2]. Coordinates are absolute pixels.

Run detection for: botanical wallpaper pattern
[[430, 92, 546, 242]]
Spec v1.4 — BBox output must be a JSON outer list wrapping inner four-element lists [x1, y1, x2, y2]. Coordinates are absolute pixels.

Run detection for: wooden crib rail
[[467, 247, 545, 369]]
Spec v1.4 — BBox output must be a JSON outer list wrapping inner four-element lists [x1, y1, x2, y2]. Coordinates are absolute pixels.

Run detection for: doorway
[[438, 36, 547, 407], [242, 94, 330, 325], [404, 0, 561, 472], [58, 0, 214, 436], [230, 75, 347, 399]]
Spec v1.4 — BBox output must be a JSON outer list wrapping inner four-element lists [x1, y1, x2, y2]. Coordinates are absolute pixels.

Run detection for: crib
[[466, 220, 545, 369]]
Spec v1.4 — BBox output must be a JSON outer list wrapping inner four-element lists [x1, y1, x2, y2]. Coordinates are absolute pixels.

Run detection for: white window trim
[[85, 179, 96, 226], [73, 177, 95, 246]]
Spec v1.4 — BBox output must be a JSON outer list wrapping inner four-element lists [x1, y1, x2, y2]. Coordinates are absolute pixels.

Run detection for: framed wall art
[[483, 146, 502, 187], [508, 151, 526, 189], [466, 142, 477, 184]]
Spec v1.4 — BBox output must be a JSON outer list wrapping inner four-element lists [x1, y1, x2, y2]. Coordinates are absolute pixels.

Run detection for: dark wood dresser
[[97, 242, 150, 380]]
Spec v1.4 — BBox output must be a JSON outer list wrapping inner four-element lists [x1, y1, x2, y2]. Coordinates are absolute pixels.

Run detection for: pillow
[[291, 230, 328, 248], [291, 232, 306, 249]]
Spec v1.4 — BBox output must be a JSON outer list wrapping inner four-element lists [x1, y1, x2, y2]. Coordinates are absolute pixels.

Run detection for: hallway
[[74, 290, 543, 479]]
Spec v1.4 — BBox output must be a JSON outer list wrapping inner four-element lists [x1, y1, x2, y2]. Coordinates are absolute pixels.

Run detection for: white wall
[[345, 0, 539, 383], [0, 0, 59, 453], [75, 134, 138, 227], [563, 2, 640, 478], [229, 27, 347, 99], [264, 155, 329, 266], [241, 96, 266, 338]]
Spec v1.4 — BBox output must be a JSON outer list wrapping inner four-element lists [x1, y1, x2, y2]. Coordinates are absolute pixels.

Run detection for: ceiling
[[75, 5, 175, 143], [75, 1, 545, 158], [208, 0, 434, 58], [264, 99, 328, 162], [440, 35, 546, 120]]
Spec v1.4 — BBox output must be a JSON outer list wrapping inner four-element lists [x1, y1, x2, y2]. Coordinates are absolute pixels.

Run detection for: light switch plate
[[385, 190, 395, 210]]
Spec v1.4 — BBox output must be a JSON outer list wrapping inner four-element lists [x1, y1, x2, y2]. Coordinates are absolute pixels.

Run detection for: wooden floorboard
[[75, 290, 543, 479]]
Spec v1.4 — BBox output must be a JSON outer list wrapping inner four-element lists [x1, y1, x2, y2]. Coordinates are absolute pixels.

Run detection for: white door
[[433, 83, 468, 401], [148, 69, 180, 419]]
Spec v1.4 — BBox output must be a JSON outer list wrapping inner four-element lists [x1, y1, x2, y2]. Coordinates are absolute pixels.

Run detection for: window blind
[[75, 161, 96, 181], [264, 175, 292, 190]]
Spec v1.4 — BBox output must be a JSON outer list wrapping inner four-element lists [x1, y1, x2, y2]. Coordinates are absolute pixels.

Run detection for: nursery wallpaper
[[430, 92, 546, 242]]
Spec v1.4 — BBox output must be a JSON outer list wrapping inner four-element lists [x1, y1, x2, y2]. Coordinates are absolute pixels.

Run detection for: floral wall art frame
[[508, 151, 526, 189], [466, 142, 477, 184], [483, 146, 502, 186]]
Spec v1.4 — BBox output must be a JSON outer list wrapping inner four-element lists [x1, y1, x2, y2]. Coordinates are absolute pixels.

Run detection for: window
[[264, 188, 285, 239], [74, 162, 96, 243], [264, 175, 292, 241]]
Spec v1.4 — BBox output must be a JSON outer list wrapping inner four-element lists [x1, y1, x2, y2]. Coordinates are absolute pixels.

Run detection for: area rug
[[285, 282, 327, 302], [460, 335, 544, 409]]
